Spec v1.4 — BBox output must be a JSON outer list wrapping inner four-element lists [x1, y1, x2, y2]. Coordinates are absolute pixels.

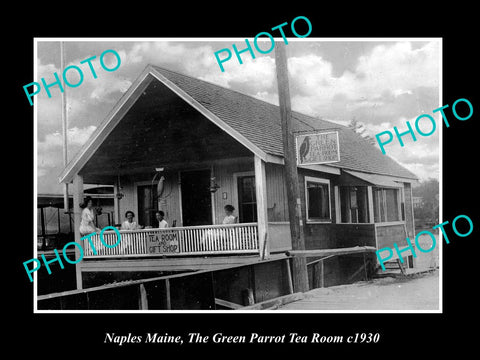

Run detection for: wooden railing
[[83, 223, 259, 258]]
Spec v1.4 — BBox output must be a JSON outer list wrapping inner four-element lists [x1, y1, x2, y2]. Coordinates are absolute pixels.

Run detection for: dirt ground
[[276, 232, 441, 311], [277, 270, 439, 311]]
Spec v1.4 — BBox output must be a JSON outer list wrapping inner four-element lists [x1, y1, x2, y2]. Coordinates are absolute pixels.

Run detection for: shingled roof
[[152, 66, 418, 180]]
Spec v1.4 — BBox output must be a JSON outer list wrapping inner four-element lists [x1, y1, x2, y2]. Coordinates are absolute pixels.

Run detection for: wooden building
[[58, 65, 417, 290]]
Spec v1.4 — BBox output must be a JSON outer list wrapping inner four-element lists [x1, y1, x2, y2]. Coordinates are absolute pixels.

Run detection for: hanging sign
[[296, 131, 340, 165]]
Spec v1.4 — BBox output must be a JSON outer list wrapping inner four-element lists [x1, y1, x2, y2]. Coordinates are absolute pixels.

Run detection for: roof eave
[[58, 65, 155, 184]]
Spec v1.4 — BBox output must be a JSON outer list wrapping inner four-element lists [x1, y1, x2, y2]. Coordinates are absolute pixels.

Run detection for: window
[[340, 186, 369, 223], [237, 175, 257, 223], [305, 177, 331, 222], [373, 187, 401, 223], [400, 187, 405, 221]]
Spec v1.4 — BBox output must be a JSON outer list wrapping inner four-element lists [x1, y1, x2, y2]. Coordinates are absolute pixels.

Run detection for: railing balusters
[[190, 229, 195, 252], [83, 223, 260, 258], [250, 226, 254, 249]]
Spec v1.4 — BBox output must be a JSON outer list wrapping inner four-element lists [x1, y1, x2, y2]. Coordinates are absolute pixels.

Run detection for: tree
[[348, 117, 376, 145], [412, 178, 439, 224]]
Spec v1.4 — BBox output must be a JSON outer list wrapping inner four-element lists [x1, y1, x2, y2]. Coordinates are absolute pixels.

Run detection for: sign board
[[147, 230, 180, 254], [296, 131, 340, 165]]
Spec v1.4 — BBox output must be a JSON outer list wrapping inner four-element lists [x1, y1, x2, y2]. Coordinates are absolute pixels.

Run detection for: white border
[[33, 37, 442, 314]]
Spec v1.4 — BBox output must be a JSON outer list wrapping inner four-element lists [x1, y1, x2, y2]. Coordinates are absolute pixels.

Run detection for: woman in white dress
[[222, 205, 237, 224], [202, 205, 237, 250], [121, 211, 143, 230], [120, 211, 143, 254], [79, 197, 100, 235]]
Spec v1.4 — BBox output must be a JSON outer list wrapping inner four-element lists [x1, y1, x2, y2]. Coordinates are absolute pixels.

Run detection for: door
[[237, 175, 257, 223], [180, 169, 212, 226], [137, 184, 158, 227]]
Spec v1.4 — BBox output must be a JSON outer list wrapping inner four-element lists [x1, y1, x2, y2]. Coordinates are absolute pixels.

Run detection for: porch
[[85, 222, 259, 258], [57, 66, 416, 291]]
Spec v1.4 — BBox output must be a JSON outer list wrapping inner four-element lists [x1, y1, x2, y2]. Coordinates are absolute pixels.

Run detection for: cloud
[[38, 126, 97, 150], [89, 78, 132, 101], [286, 41, 439, 120], [399, 161, 440, 182], [36, 40, 441, 192], [37, 126, 97, 175]]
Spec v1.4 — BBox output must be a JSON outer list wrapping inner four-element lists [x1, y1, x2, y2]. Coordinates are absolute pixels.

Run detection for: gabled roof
[[151, 66, 417, 180], [59, 65, 417, 183]]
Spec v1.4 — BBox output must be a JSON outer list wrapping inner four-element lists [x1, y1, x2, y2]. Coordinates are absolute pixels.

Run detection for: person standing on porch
[[79, 196, 100, 235], [121, 211, 143, 230], [156, 211, 168, 228], [222, 205, 237, 224]]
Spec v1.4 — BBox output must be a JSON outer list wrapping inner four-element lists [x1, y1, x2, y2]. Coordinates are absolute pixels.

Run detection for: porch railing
[[83, 223, 259, 258]]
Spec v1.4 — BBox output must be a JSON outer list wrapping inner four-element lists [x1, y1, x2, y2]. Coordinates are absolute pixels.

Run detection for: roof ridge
[[151, 64, 336, 130], [149, 65, 417, 180]]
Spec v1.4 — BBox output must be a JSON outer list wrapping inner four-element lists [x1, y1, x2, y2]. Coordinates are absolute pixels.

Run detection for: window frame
[[304, 176, 332, 224], [338, 185, 370, 224], [372, 186, 403, 224], [232, 171, 256, 224]]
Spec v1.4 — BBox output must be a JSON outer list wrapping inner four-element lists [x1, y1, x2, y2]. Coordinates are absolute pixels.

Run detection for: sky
[[35, 39, 441, 194]]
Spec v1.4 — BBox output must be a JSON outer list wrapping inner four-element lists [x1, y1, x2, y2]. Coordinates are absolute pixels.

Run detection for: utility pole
[[274, 42, 309, 292], [61, 41, 69, 213]]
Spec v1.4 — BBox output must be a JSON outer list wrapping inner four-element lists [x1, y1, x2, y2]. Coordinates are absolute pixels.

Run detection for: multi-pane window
[[339, 186, 369, 223], [373, 187, 400, 222], [237, 175, 257, 223]]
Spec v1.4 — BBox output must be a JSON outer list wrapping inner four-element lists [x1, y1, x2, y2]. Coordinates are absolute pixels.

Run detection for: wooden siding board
[[266, 163, 289, 222], [376, 224, 408, 249]]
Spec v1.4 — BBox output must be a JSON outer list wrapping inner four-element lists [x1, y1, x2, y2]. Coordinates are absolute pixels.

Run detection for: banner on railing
[[148, 231, 180, 254]]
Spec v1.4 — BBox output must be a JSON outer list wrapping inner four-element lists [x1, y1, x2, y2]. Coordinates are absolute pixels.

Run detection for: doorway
[[137, 184, 158, 227], [237, 175, 257, 223], [180, 169, 212, 226]]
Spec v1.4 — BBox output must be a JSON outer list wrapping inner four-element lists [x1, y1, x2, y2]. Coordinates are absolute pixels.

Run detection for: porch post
[[113, 177, 120, 225], [72, 174, 84, 290], [367, 186, 374, 223], [254, 155, 269, 259], [334, 186, 341, 224]]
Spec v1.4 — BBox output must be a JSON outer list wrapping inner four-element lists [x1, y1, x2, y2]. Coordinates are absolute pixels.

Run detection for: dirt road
[[277, 270, 439, 311]]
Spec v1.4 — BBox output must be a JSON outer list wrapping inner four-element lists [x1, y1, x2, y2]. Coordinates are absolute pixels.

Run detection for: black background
[[10, 5, 478, 355]]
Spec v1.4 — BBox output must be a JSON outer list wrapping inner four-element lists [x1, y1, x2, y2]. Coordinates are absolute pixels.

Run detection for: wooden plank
[[319, 261, 325, 288], [38, 255, 291, 301], [238, 292, 305, 310], [215, 298, 243, 309], [396, 258, 407, 276], [306, 254, 335, 266], [312, 261, 325, 289], [288, 246, 377, 258], [285, 258, 293, 294], [138, 283, 149, 310], [165, 279, 171, 310], [346, 262, 367, 282]]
